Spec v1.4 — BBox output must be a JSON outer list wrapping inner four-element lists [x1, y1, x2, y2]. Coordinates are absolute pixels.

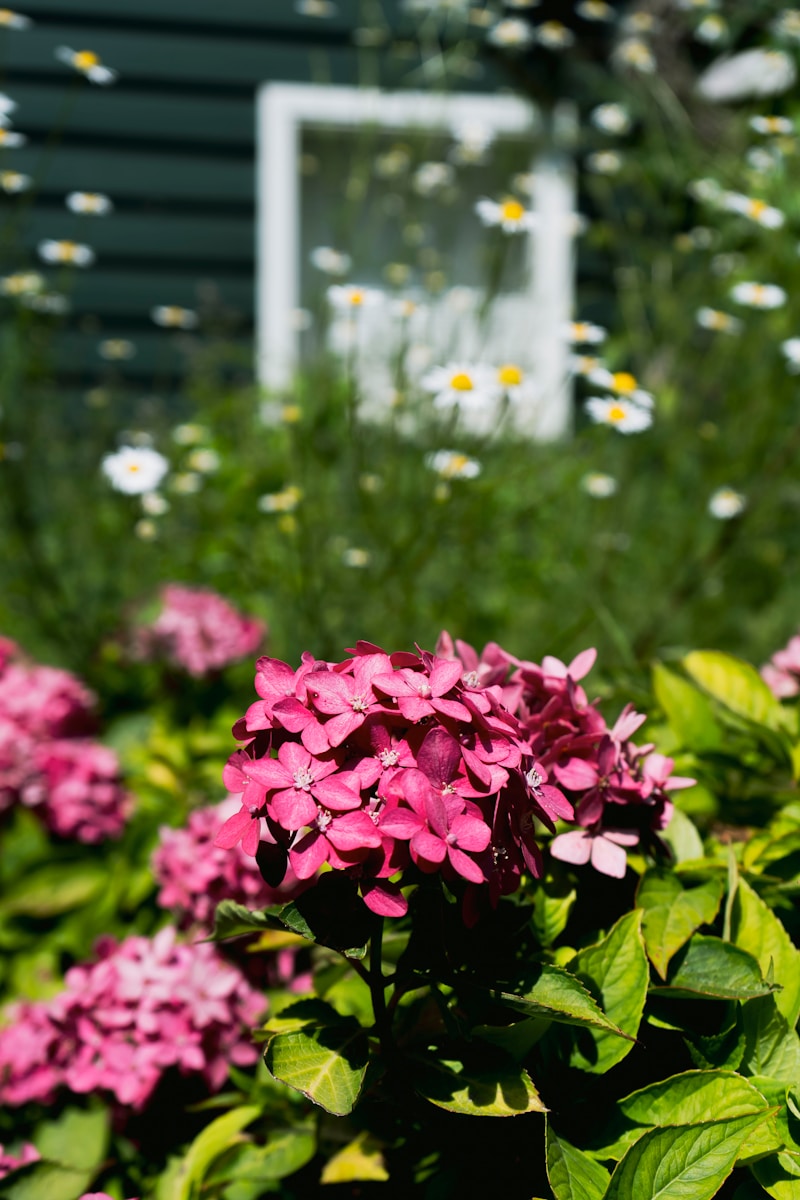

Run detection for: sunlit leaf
[[567, 910, 648, 1073], [546, 1122, 610, 1200], [265, 1016, 369, 1115], [651, 935, 776, 1001], [731, 878, 800, 1027], [412, 1050, 546, 1117], [636, 869, 723, 979], [320, 1132, 389, 1183]]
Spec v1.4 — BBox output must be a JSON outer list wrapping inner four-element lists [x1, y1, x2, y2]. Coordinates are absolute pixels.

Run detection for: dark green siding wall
[[0, 0, 422, 383]]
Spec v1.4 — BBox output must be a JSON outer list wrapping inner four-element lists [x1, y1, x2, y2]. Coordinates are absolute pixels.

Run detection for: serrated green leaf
[[567, 911, 648, 1074], [265, 1018, 369, 1115], [34, 1104, 109, 1172], [684, 651, 788, 733], [653, 662, 722, 751], [211, 900, 287, 941], [546, 1122, 610, 1200], [731, 878, 800, 1027], [637, 870, 723, 980], [604, 1113, 772, 1200], [169, 1106, 260, 1200], [277, 874, 372, 959], [320, 1132, 389, 1183], [412, 1051, 546, 1117], [741, 995, 800, 1083], [652, 935, 776, 1001], [0, 1163, 93, 1200], [532, 873, 577, 947], [493, 962, 632, 1039], [751, 1153, 800, 1199]]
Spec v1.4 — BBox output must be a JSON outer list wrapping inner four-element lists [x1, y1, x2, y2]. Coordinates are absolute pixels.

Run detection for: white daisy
[[569, 353, 604, 377], [0, 93, 16, 116], [698, 49, 796, 102], [622, 11, 659, 34], [0, 9, 31, 28], [676, 0, 720, 8], [295, 0, 338, 15], [66, 191, 113, 215], [708, 487, 746, 519], [421, 363, 501, 412], [730, 281, 786, 309], [613, 38, 656, 73], [696, 307, 742, 334], [590, 103, 632, 135], [576, 1, 614, 20], [342, 547, 370, 568], [0, 271, 42, 296], [310, 246, 351, 276], [586, 368, 654, 408], [487, 18, 535, 49], [257, 485, 303, 514], [750, 115, 794, 135], [535, 21, 574, 49], [475, 195, 536, 233], [99, 339, 136, 360], [780, 337, 800, 371], [186, 448, 220, 474], [140, 492, 169, 516], [585, 396, 653, 433], [694, 15, 728, 43], [581, 472, 618, 498], [566, 320, 607, 345], [55, 46, 117, 85], [102, 446, 169, 495], [326, 284, 382, 310], [38, 239, 95, 267], [449, 119, 494, 165], [687, 177, 723, 204], [770, 9, 800, 43], [0, 128, 26, 147], [412, 161, 454, 195], [151, 305, 199, 328], [746, 146, 782, 173], [0, 170, 31, 193], [426, 449, 482, 479], [722, 192, 784, 228], [586, 150, 623, 174]]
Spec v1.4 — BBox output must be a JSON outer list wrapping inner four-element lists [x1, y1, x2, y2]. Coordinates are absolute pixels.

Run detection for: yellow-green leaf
[[320, 1132, 389, 1183], [567, 911, 648, 1074]]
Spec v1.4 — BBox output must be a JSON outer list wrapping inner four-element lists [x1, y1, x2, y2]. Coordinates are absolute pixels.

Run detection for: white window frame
[[256, 82, 575, 439]]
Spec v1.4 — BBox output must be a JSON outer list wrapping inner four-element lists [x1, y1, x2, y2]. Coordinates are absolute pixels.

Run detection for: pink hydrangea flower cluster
[[0, 641, 131, 841], [133, 585, 265, 677], [216, 638, 692, 917], [761, 631, 800, 699], [152, 796, 306, 930], [0, 927, 263, 1113], [0, 1142, 39, 1179]]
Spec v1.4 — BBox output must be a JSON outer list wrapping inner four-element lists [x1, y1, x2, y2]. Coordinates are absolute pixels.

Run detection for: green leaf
[[663, 809, 707, 865], [170, 1105, 260, 1200], [493, 962, 633, 1039], [0, 1163, 93, 1200], [412, 1050, 546, 1117], [604, 1113, 773, 1200], [532, 873, 577, 948], [637, 870, 723, 979], [265, 1014, 369, 1115], [683, 651, 788, 733], [320, 1132, 389, 1183], [751, 1154, 800, 1199], [34, 1105, 109, 1172], [740, 996, 800, 1083], [1, 863, 106, 917], [567, 911, 648, 1074], [211, 900, 287, 941], [208, 1129, 316, 1184], [277, 873, 372, 959], [651, 935, 776, 1001], [653, 662, 722, 751], [731, 878, 800, 1027], [546, 1122, 610, 1200]]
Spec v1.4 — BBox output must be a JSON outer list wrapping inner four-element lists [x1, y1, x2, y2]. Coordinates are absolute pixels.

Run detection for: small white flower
[[186, 448, 220, 474], [613, 38, 656, 73], [310, 246, 352, 276], [134, 518, 157, 541], [38, 239, 95, 267], [0, 271, 42, 296], [586, 150, 623, 175], [781, 337, 800, 371], [475, 195, 536, 233], [257, 485, 303, 513], [698, 49, 796, 102], [66, 191, 113, 215], [496, 363, 530, 403], [140, 491, 169, 516], [569, 353, 604, 377], [708, 487, 746, 519], [412, 161, 454, 195], [622, 11, 659, 34], [151, 305, 199, 328], [426, 449, 482, 479], [746, 145, 781, 173], [0, 170, 31, 193], [770, 9, 800, 43], [581, 472, 618, 498], [687, 177, 723, 204], [730, 281, 786, 309], [566, 320, 607, 345], [0, 9, 31, 28], [722, 192, 784, 228], [421, 363, 501, 412], [585, 396, 653, 434], [20, 292, 69, 314], [535, 21, 574, 49], [295, 0, 338, 15], [696, 307, 742, 334], [487, 17, 535, 49], [342, 547, 370, 568], [55, 46, 117, 85], [0, 128, 26, 147], [586, 368, 654, 408], [694, 15, 728, 43], [750, 115, 794, 135], [172, 423, 208, 446], [590, 103, 632, 136], [327, 284, 382, 311], [576, 1, 614, 20], [171, 472, 202, 495], [375, 145, 411, 179], [449, 119, 494, 165], [99, 338, 136, 360], [0, 93, 16, 116], [676, 0, 720, 8], [102, 446, 169, 495]]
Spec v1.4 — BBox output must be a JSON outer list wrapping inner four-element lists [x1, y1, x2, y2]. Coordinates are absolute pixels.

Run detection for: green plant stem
[[369, 916, 392, 1058]]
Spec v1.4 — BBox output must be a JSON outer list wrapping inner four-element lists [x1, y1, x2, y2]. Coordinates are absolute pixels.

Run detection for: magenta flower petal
[[361, 879, 408, 916], [313, 775, 362, 811], [552, 758, 599, 790], [270, 788, 319, 829], [240, 816, 261, 857], [446, 845, 485, 883], [590, 836, 628, 878], [326, 811, 382, 851], [214, 806, 253, 850], [449, 813, 491, 852], [290, 830, 330, 878], [411, 829, 447, 863]]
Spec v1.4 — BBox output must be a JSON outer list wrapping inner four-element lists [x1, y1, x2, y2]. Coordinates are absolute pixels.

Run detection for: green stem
[[369, 917, 391, 1056]]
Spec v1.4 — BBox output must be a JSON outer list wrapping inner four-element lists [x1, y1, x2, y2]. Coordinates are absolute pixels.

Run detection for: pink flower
[[0, 1143, 40, 1179], [21, 739, 132, 843], [132, 585, 265, 677], [762, 632, 800, 698], [0, 662, 95, 739], [550, 827, 640, 878]]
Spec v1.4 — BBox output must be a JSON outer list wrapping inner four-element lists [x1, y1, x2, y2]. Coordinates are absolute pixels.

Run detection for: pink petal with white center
[[534, 783, 574, 822], [447, 845, 486, 883], [449, 812, 491, 852], [553, 758, 599, 790], [428, 657, 463, 694], [214, 806, 254, 849], [550, 829, 592, 865]]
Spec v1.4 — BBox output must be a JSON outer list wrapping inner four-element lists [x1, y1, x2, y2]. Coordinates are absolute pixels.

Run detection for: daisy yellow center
[[449, 372, 474, 391], [752, 286, 766, 302], [0, 11, 15, 22], [612, 372, 637, 393], [747, 200, 768, 217], [74, 50, 100, 69], [349, 289, 364, 306], [573, 323, 588, 338], [608, 404, 627, 422], [498, 364, 523, 386], [445, 454, 469, 475], [127, 463, 141, 473], [500, 199, 525, 222]]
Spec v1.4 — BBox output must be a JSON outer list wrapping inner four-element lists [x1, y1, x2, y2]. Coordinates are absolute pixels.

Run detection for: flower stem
[[369, 916, 391, 1056]]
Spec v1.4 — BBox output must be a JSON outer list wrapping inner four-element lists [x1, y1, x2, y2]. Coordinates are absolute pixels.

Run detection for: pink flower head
[[762, 632, 800, 699], [0, 662, 96, 739], [0, 1143, 40, 1180], [21, 739, 132, 843], [133, 585, 265, 677]]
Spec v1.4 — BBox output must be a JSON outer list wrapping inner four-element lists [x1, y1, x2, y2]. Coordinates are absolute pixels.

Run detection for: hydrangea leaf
[[320, 1132, 389, 1183], [493, 961, 633, 1039], [211, 899, 288, 941], [1, 862, 107, 917], [636, 869, 724, 979], [604, 1113, 773, 1200], [750, 1153, 800, 1200], [172, 1105, 260, 1200], [652, 661, 722, 752], [567, 910, 648, 1073], [277, 873, 373, 959], [0, 1163, 94, 1200], [651, 935, 776, 1001], [207, 1129, 317, 1185], [33, 1104, 109, 1171], [740, 995, 800, 1082], [546, 1122, 610, 1200], [265, 1016, 369, 1115], [412, 1051, 546, 1117], [731, 878, 800, 1026], [532, 872, 577, 947], [683, 650, 789, 734]]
